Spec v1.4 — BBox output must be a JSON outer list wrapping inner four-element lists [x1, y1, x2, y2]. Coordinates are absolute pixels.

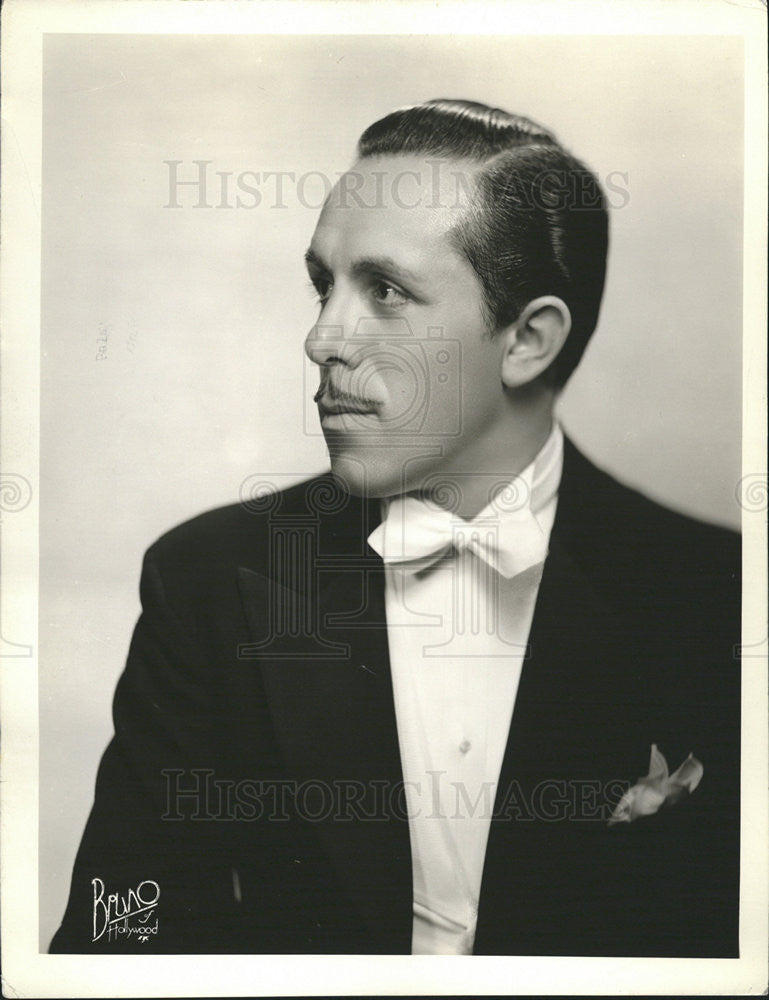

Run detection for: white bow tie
[[367, 485, 548, 580]]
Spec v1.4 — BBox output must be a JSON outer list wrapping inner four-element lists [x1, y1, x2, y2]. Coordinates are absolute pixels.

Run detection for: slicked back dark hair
[[357, 99, 609, 387]]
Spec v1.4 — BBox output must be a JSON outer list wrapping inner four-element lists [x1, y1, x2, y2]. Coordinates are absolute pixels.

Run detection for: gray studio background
[[40, 33, 743, 948]]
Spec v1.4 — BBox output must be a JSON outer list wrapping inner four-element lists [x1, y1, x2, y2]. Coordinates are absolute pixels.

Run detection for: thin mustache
[[313, 386, 379, 408]]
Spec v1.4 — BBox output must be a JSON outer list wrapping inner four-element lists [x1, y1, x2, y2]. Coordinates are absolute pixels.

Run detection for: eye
[[371, 280, 408, 308], [309, 277, 333, 305]]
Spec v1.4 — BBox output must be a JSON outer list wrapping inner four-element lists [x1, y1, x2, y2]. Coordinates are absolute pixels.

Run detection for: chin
[[327, 441, 446, 499], [328, 452, 393, 499]]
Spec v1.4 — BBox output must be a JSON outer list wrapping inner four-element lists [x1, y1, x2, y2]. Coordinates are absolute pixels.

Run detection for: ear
[[499, 296, 572, 388]]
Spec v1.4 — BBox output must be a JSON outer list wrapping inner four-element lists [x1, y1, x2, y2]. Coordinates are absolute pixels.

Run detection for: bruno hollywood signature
[[92, 877, 160, 943]]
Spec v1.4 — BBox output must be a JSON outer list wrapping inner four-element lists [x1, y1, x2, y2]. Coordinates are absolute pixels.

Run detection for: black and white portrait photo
[[1, 2, 766, 997]]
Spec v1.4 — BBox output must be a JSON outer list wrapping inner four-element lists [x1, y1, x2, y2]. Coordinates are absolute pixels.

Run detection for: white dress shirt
[[367, 423, 563, 954]]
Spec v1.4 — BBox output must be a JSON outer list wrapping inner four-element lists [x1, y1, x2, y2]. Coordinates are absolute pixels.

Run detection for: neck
[[418, 391, 557, 519]]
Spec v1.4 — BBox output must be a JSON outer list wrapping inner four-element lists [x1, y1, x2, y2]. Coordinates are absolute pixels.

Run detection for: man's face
[[304, 154, 509, 498]]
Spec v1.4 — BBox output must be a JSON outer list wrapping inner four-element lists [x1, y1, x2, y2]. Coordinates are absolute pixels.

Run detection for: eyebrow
[[304, 248, 423, 287]]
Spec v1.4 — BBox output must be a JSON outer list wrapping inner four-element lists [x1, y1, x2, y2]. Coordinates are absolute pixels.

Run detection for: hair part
[[357, 99, 609, 387]]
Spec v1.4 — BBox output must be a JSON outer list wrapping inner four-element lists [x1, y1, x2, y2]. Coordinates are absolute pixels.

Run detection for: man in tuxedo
[[51, 99, 740, 956]]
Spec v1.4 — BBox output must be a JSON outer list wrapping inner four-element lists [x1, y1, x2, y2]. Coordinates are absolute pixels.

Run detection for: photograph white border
[[1, 1, 766, 996]]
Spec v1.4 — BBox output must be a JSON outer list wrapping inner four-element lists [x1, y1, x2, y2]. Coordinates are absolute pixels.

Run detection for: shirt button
[[459, 739, 471, 754]]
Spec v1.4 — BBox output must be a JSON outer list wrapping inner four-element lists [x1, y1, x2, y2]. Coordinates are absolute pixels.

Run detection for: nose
[[304, 321, 351, 367], [304, 285, 367, 368]]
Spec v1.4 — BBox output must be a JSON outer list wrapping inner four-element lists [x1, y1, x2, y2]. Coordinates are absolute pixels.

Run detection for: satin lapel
[[489, 534, 631, 790], [488, 439, 638, 789], [475, 441, 648, 953], [236, 489, 412, 947]]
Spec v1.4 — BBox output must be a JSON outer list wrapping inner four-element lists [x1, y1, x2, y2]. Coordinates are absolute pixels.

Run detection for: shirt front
[[367, 424, 563, 954]]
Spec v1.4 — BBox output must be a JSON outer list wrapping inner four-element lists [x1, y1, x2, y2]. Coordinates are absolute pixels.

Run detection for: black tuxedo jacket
[[50, 439, 740, 956]]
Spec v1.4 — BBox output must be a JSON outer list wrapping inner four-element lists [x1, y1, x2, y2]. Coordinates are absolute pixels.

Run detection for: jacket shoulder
[[560, 439, 740, 596], [144, 473, 342, 576]]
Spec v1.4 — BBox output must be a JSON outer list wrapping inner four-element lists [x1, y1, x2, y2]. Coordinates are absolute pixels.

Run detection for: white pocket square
[[608, 743, 703, 826]]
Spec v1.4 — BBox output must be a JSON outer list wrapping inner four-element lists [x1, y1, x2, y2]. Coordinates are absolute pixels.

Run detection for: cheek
[[447, 324, 503, 421], [368, 345, 435, 426], [461, 348, 501, 406]]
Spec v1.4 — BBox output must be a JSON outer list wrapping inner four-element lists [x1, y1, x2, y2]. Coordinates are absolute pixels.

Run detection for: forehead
[[310, 154, 481, 269]]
